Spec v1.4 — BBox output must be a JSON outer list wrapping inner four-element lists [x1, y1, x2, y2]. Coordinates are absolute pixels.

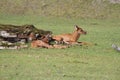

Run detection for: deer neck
[[71, 31, 80, 42]]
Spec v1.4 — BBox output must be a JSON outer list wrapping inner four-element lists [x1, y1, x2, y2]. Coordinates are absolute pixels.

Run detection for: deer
[[31, 34, 53, 48], [31, 40, 53, 48], [52, 25, 87, 45], [40, 34, 52, 43], [31, 34, 69, 49]]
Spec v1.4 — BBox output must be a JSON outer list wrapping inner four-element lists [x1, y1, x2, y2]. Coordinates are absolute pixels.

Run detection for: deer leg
[[77, 42, 96, 46]]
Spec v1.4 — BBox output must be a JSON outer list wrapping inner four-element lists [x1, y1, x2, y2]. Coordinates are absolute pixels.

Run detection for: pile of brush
[[0, 24, 52, 49], [0, 24, 52, 36]]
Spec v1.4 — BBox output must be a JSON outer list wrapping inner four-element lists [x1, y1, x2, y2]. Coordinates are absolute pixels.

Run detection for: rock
[[112, 44, 120, 52]]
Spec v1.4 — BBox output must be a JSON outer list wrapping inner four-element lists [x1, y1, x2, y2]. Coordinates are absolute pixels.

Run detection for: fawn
[[31, 34, 68, 49], [31, 34, 53, 48], [31, 40, 53, 48]]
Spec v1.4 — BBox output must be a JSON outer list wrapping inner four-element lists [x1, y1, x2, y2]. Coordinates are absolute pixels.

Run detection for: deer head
[[75, 25, 87, 35], [41, 34, 52, 43]]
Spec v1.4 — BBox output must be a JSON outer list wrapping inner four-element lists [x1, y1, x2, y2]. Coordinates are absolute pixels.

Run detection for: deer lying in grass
[[31, 40, 53, 48], [31, 34, 53, 48], [52, 25, 87, 45], [31, 34, 68, 49]]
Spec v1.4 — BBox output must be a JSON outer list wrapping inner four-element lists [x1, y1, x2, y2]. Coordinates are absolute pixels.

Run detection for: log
[[0, 24, 52, 43], [0, 24, 52, 35]]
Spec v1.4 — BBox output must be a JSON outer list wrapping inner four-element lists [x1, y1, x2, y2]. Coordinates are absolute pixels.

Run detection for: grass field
[[0, 14, 120, 80], [0, 0, 120, 18]]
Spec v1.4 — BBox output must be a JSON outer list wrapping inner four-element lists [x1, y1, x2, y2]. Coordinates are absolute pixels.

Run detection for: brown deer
[[40, 34, 52, 43], [31, 34, 53, 48], [31, 34, 69, 49], [31, 40, 53, 48], [52, 25, 87, 45]]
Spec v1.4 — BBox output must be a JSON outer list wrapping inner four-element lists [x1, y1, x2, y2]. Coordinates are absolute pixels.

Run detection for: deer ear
[[74, 25, 78, 30], [46, 34, 51, 37]]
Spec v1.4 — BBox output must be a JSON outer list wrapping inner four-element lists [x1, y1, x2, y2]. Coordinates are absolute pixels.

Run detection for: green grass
[[0, 14, 120, 80], [0, 0, 120, 18]]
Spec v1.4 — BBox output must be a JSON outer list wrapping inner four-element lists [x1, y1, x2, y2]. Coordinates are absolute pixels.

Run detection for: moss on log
[[0, 24, 52, 35]]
